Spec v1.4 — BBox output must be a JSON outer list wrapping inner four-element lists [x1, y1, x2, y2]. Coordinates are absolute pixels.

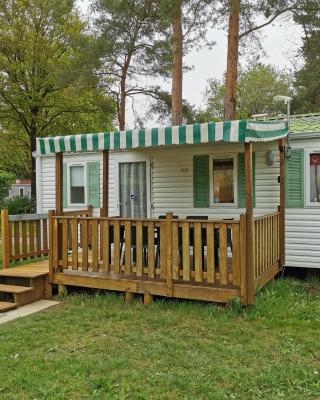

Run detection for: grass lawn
[[0, 278, 319, 399]]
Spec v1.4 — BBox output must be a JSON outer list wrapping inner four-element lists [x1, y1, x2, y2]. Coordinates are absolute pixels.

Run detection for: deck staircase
[[0, 262, 50, 312]]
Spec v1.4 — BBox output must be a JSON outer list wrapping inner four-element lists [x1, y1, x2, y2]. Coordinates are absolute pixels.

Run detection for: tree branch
[[239, 7, 294, 39]]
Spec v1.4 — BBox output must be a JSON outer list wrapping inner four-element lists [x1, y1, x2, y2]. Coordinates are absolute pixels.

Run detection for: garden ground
[[0, 277, 319, 399]]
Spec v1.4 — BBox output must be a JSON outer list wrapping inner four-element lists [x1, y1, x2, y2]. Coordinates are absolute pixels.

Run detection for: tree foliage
[[204, 63, 293, 119], [146, 89, 209, 124], [0, 171, 15, 201], [292, 0, 320, 113], [92, 0, 169, 130], [0, 0, 115, 197]]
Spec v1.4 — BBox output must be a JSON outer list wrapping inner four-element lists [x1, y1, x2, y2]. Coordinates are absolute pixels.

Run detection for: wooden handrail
[[253, 212, 280, 221], [9, 213, 48, 222], [52, 215, 240, 224]]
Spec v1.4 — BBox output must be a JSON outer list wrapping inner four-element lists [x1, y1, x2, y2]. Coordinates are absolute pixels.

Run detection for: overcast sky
[[77, 0, 302, 128]]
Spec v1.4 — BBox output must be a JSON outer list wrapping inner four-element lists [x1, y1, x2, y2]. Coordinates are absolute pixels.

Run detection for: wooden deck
[[0, 260, 49, 277], [0, 210, 281, 305], [49, 213, 281, 305]]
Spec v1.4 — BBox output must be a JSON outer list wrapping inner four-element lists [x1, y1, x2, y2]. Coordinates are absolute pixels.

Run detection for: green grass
[[0, 278, 320, 399]]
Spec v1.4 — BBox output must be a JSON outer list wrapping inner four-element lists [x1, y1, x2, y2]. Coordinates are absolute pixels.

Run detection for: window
[[212, 158, 235, 204], [19, 188, 24, 197], [309, 153, 320, 204], [70, 165, 85, 204]]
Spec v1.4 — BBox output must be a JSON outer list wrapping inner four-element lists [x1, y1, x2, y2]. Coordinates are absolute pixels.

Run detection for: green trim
[[223, 121, 231, 141], [193, 155, 210, 208], [165, 127, 172, 145], [151, 128, 158, 146], [39, 139, 45, 155], [193, 124, 201, 144], [81, 134, 87, 152], [63, 163, 67, 208], [286, 149, 305, 208], [70, 136, 76, 152], [179, 125, 186, 144], [92, 133, 99, 151], [114, 132, 120, 149], [87, 162, 100, 208]]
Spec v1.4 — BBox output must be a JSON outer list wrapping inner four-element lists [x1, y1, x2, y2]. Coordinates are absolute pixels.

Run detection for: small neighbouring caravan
[[34, 113, 320, 270]]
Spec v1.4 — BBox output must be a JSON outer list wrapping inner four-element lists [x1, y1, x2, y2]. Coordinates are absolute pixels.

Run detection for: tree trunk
[[30, 132, 37, 203], [171, 0, 183, 126], [119, 73, 126, 130], [224, 0, 240, 121]]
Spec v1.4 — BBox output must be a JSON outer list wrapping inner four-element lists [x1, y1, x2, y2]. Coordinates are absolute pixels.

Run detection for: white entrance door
[[119, 162, 147, 218]]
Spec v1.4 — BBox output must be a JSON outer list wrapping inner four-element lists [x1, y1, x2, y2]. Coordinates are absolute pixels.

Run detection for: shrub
[[0, 171, 16, 201], [0, 196, 35, 215]]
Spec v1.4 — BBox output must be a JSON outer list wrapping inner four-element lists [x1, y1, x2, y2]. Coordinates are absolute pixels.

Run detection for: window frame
[[67, 162, 87, 207], [19, 187, 24, 197], [209, 153, 238, 207], [305, 149, 320, 207]]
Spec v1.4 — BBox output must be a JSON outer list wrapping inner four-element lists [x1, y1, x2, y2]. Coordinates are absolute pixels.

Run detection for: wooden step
[[0, 284, 34, 294], [0, 269, 48, 279], [0, 301, 18, 312]]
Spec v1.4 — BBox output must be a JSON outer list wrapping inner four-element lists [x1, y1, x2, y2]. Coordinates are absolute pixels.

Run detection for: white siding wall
[[38, 152, 116, 217], [149, 142, 279, 219], [36, 138, 320, 268], [285, 138, 320, 268]]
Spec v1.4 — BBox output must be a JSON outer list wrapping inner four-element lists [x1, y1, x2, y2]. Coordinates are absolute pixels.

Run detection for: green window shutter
[[87, 162, 101, 208], [193, 155, 209, 207], [63, 163, 67, 208], [238, 153, 256, 208], [286, 149, 304, 208]]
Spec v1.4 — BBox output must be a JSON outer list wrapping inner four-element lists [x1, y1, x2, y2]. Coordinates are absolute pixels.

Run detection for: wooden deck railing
[[1, 207, 93, 269], [1, 209, 49, 268], [50, 213, 247, 297], [254, 212, 280, 290]]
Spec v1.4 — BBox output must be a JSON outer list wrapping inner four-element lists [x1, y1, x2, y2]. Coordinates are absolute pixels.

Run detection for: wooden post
[[278, 138, 285, 269], [245, 143, 255, 305], [55, 152, 63, 216], [58, 284, 67, 295], [55, 153, 63, 268], [1, 209, 10, 269], [101, 150, 109, 217], [125, 291, 134, 304], [48, 210, 55, 283], [239, 214, 247, 304], [144, 293, 154, 305], [166, 212, 173, 297]]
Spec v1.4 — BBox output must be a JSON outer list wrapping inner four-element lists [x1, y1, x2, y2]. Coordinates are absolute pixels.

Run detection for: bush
[[0, 196, 35, 215], [0, 171, 16, 201]]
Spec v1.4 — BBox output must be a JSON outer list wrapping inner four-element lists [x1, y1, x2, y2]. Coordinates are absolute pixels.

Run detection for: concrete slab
[[0, 300, 60, 325]]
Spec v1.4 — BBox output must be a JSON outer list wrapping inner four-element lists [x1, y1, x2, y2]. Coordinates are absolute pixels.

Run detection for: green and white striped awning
[[36, 120, 288, 155]]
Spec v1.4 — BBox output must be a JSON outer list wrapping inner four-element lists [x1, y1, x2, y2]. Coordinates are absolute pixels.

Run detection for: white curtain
[[119, 162, 147, 218]]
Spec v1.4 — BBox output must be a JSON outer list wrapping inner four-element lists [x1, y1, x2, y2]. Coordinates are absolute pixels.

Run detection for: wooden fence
[[1, 209, 49, 268], [254, 212, 280, 290]]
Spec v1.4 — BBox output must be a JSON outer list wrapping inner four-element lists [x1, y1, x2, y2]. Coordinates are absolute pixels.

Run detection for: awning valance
[[36, 119, 288, 155]]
